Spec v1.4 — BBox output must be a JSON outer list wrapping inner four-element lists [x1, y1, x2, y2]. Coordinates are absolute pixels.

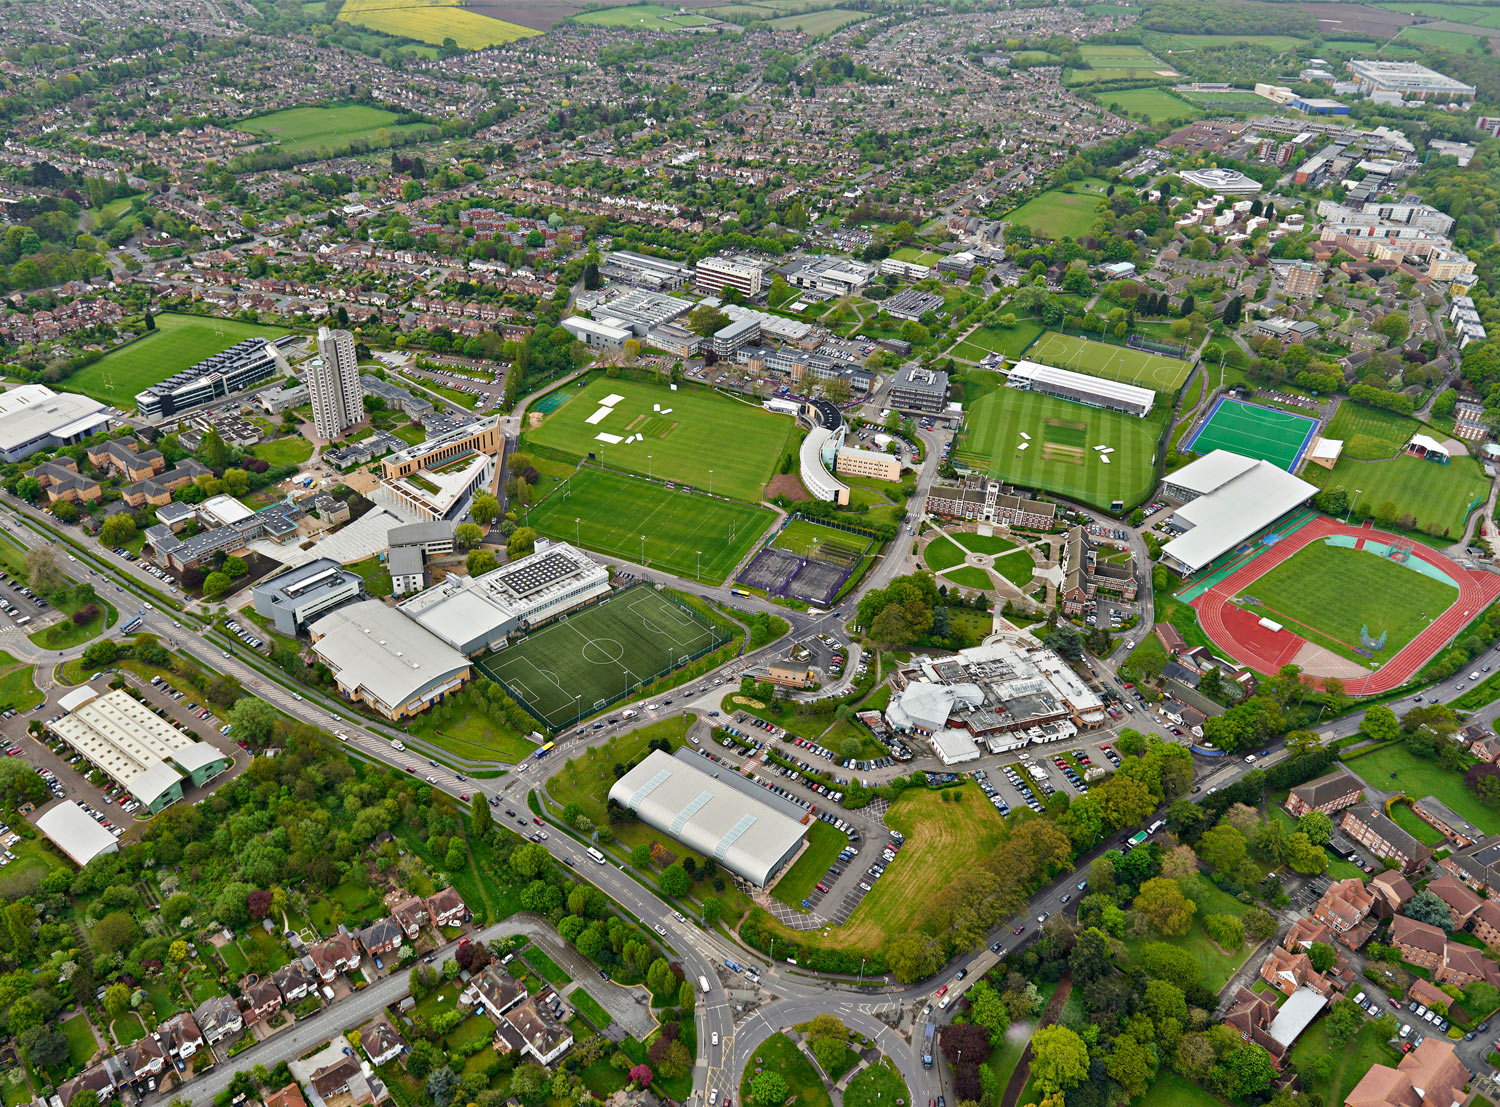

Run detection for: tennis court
[[1184, 397, 1319, 471], [478, 585, 726, 728]]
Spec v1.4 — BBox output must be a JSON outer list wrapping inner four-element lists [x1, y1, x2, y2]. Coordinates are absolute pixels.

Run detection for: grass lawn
[[412, 980, 463, 1022], [528, 468, 774, 584], [771, 820, 849, 909], [1345, 744, 1497, 837], [68, 314, 290, 406], [581, 1059, 629, 1097], [405, 706, 538, 764], [524, 375, 795, 502], [571, 987, 612, 1030], [741, 1032, 832, 1107], [445, 1015, 497, 1052], [523, 946, 572, 987], [218, 940, 250, 976], [1004, 187, 1106, 241], [1127, 1071, 1223, 1107], [1301, 452, 1489, 538], [943, 565, 993, 591], [1291, 1016, 1399, 1106], [545, 717, 691, 827], [111, 1014, 148, 1047], [478, 585, 725, 729], [762, 783, 1008, 954], [345, 555, 393, 598], [251, 436, 313, 467], [1267, 803, 1365, 878], [957, 387, 1163, 511], [1322, 402, 1421, 460], [61, 1013, 97, 1068], [891, 246, 945, 266], [29, 595, 114, 651], [1098, 87, 1202, 121], [844, 1057, 906, 1107], [954, 533, 1019, 556], [0, 653, 42, 712], [1233, 541, 1458, 664], [1029, 331, 1194, 392], [336, 0, 537, 48], [144, 983, 180, 1021], [991, 549, 1037, 589], [1388, 802, 1446, 846], [1124, 873, 1253, 993], [923, 535, 969, 572]]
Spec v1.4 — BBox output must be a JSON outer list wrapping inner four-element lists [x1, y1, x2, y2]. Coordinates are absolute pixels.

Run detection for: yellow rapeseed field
[[337, 0, 538, 49]]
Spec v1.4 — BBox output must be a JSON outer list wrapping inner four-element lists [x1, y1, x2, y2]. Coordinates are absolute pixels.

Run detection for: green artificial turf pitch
[[1185, 397, 1317, 471], [1027, 331, 1194, 393], [523, 376, 795, 503], [67, 314, 291, 407], [527, 467, 774, 584], [956, 388, 1162, 510], [1235, 541, 1457, 660], [478, 585, 724, 728]]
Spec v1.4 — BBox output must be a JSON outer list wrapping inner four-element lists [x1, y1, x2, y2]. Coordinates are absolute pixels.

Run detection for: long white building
[[1006, 360, 1156, 417]]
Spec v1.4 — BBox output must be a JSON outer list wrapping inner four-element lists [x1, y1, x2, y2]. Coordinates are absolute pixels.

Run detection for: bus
[[729, 588, 750, 598], [1125, 830, 1148, 851], [535, 741, 555, 760], [921, 1024, 935, 1068], [120, 614, 143, 634], [586, 847, 606, 865]]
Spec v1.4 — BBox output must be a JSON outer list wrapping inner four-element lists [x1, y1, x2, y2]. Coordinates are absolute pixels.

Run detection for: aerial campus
[[6, 6, 1500, 1107]]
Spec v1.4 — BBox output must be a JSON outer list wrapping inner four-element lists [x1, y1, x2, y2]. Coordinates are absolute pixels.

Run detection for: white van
[[391, 739, 406, 751], [1400, 1024, 1412, 1039], [621, 709, 639, 719]]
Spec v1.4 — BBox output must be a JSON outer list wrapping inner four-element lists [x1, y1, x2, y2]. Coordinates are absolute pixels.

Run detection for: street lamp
[[640, 534, 646, 565], [709, 469, 713, 496], [648, 454, 653, 480], [1346, 488, 1364, 524], [575, 516, 580, 545], [697, 550, 702, 580], [858, 957, 865, 986]]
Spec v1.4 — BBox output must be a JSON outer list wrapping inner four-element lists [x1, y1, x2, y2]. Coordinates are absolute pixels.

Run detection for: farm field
[[1374, 0, 1500, 28], [1003, 185, 1107, 240], [766, 7, 868, 31], [240, 105, 432, 155], [759, 783, 1009, 953], [1344, 743, 1498, 837], [1149, 32, 1310, 49], [338, 0, 538, 47], [957, 388, 1163, 511], [524, 375, 795, 502], [574, 4, 717, 28], [1321, 401, 1420, 460], [1097, 86, 1202, 121], [1235, 541, 1457, 663], [949, 320, 1046, 362], [67, 314, 290, 407], [478, 586, 723, 729], [1300, 453, 1489, 538], [1028, 330, 1194, 392], [527, 467, 774, 584]]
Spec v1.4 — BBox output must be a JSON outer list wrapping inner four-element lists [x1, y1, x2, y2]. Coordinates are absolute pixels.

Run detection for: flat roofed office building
[[308, 600, 471, 720], [251, 558, 364, 636], [608, 749, 808, 887]]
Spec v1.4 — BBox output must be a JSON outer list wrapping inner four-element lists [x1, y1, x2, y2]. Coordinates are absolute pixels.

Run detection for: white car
[[711, 1032, 719, 1047]]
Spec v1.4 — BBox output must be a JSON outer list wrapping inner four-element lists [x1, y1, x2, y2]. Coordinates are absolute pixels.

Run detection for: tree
[[687, 305, 730, 337], [750, 1071, 788, 1107], [203, 571, 233, 600], [507, 527, 537, 560], [467, 548, 498, 576], [99, 514, 136, 547], [1095, 774, 1155, 831], [93, 910, 140, 955], [20, 1024, 68, 1071], [454, 523, 483, 548], [1402, 890, 1456, 932], [228, 698, 279, 745], [26, 546, 66, 594], [1298, 809, 1333, 845], [1285, 831, 1327, 874], [1030, 1026, 1089, 1093], [469, 494, 500, 526], [426, 1066, 460, 1107], [1307, 941, 1336, 973], [471, 792, 492, 837], [1326, 998, 1365, 1047], [623, 338, 642, 361], [223, 556, 247, 578], [103, 982, 131, 1019], [1133, 877, 1196, 937], [1203, 914, 1243, 950], [883, 931, 943, 983], [1243, 906, 1277, 942], [198, 428, 230, 472], [659, 864, 691, 897], [1104, 1034, 1154, 1099]]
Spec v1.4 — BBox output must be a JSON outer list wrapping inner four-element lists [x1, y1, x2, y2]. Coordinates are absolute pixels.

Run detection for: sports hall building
[[1005, 361, 1155, 418]]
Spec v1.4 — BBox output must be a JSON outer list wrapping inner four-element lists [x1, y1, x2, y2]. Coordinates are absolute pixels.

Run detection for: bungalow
[[245, 977, 284, 1020], [1340, 803, 1432, 874], [308, 932, 362, 982], [362, 1020, 408, 1067], [271, 959, 319, 1003], [1412, 796, 1485, 847], [195, 994, 244, 1044], [156, 1011, 204, 1060], [391, 895, 427, 939], [426, 887, 467, 930], [1285, 768, 1363, 818], [358, 916, 405, 959]]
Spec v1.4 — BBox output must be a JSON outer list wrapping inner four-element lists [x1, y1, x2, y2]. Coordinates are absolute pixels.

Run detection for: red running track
[[1190, 516, 1500, 695]]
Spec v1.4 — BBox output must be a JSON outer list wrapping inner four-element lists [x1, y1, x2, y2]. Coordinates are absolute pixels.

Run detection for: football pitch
[[527, 467, 775, 584], [1184, 397, 1319, 471], [956, 388, 1163, 510], [524, 376, 795, 502], [1028, 331, 1194, 393], [478, 586, 725, 728], [67, 314, 291, 407], [1236, 541, 1457, 661]]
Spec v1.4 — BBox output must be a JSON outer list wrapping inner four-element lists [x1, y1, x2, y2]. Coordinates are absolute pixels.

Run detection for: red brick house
[[1285, 768, 1362, 818], [1312, 877, 1375, 948]]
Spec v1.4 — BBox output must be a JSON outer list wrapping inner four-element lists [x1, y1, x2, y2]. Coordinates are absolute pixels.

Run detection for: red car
[[460, 794, 470, 802], [533, 816, 543, 825], [405, 765, 416, 773], [935, 984, 948, 998], [1012, 925, 1024, 935]]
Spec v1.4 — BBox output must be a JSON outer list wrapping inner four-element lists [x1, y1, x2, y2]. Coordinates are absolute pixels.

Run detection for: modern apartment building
[[309, 327, 365, 439]]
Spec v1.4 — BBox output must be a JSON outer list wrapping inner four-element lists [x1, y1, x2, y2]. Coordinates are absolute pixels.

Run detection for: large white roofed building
[[1005, 360, 1156, 417], [0, 385, 111, 462], [308, 600, 471, 720], [1160, 451, 1316, 574], [608, 749, 808, 887], [37, 801, 119, 867]]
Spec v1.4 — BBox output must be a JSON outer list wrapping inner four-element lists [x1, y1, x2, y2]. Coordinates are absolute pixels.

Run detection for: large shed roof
[[1162, 452, 1315, 572]]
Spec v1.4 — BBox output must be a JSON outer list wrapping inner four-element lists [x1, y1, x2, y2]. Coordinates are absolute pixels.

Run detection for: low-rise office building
[[136, 337, 288, 419], [252, 559, 364, 636], [887, 366, 949, 414]]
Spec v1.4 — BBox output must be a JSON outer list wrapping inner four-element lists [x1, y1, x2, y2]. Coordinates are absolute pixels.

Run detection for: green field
[[944, 566, 994, 591], [1121, 873, 1253, 993], [1078, 42, 1165, 66], [478, 585, 725, 728], [1128, 1072, 1228, 1107], [1185, 398, 1317, 471], [1149, 32, 1310, 49], [1301, 453, 1489, 538], [890, 246, 945, 266], [250, 437, 313, 467], [1320, 401, 1418, 460], [767, 7, 868, 32], [957, 388, 1163, 510], [242, 104, 434, 155], [1237, 541, 1457, 663], [1388, 802, 1446, 846], [1028, 331, 1194, 392], [924, 535, 969, 573], [1290, 1016, 1400, 1107], [68, 314, 291, 407], [1004, 186, 1107, 241], [771, 518, 870, 562], [524, 376, 795, 502], [574, 4, 719, 29], [0, 651, 42, 713], [844, 1059, 908, 1107], [527, 467, 774, 584], [1099, 86, 1203, 121], [1345, 743, 1498, 837], [1397, 25, 1489, 49], [741, 1033, 832, 1107], [771, 820, 848, 908], [1374, 0, 1500, 28], [949, 320, 1047, 362]]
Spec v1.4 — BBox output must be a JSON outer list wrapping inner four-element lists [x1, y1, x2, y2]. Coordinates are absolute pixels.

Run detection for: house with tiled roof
[[157, 1010, 204, 1060], [308, 932, 361, 981], [87, 439, 164, 480], [122, 458, 211, 508], [426, 886, 467, 929], [358, 916, 405, 958], [271, 958, 318, 1003], [463, 964, 525, 1020], [195, 994, 244, 1043], [265, 1084, 308, 1107], [1426, 873, 1482, 927], [245, 976, 284, 1020], [121, 1032, 167, 1081], [391, 895, 427, 939], [1258, 945, 1336, 998], [1282, 916, 1333, 951], [1440, 837, 1500, 894], [58, 1060, 124, 1107], [1312, 877, 1376, 947], [1346, 1037, 1469, 1107], [493, 995, 573, 1065], [1391, 916, 1446, 971], [27, 457, 101, 504], [1369, 870, 1414, 917], [1341, 804, 1432, 874], [362, 1019, 408, 1066], [1285, 768, 1362, 817], [1407, 977, 1451, 1013], [1472, 899, 1500, 947]]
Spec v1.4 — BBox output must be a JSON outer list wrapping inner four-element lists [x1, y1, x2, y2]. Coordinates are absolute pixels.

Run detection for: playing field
[[1301, 453, 1490, 538], [1236, 541, 1457, 660], [525, 377, 794, 503], [240, 105, 433, 155], [771, 518, 869, 561], [1321, 401, 1419, 460], [527, 467, 775, 584], [766, 7, 867, 31], [1099, 87, 1202, 121], [1027, 331, 1193, 393], [338, 0, 538, 47], [67, 314, 291, 406], [1003, 187, 1106, 241], [949, 320, 1046, 362], [478, 585, 725, 728], [1184, 397, 1319, 471], [1078, 42, 1165, 66], [956, 388, 1162, 510]]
